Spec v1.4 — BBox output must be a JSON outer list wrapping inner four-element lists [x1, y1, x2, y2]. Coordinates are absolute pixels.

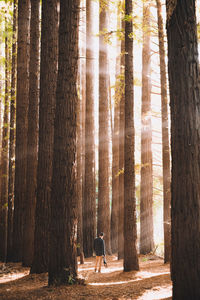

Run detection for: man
[[93, 232, 105, 273]]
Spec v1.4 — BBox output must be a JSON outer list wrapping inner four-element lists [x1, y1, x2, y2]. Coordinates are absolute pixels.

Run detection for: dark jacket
[[94, 237, 105, 256]]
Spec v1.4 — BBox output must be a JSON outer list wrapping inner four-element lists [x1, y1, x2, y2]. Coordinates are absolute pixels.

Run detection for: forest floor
[[0, 255, 172, 299]]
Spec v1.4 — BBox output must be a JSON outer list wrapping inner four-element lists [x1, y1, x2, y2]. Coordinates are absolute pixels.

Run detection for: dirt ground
[[0, 255, 172, 299]]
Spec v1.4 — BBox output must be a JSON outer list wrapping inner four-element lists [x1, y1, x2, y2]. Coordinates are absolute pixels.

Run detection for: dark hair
[[99, 232, 104, 237]]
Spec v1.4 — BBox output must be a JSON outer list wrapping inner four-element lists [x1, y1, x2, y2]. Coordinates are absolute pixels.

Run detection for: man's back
[[94, 237, 105, 256]]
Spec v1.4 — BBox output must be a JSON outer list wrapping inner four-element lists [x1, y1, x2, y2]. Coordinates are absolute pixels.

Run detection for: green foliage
[[197, 23, 200, 41]]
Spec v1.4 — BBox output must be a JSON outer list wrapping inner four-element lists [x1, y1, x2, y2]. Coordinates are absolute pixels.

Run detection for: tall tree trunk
[[77, 0, 85, 264], [123, 0, 139, 272], [48, 0, 80, 285], [22, 0, 40, 267], [98, 0, 111, 255], [156, 0, 171, 264], [12, 0, 30, 262], [140, 0, 154, 255], [118, 14, 125, 260], [111, 9, 120, 253], [80, 1, 86, 265], [31, 0, 58, 273], [7, 0, 17, 262], [167, 1, 200, 299], [0, 8, 10, 262], [83, 0, 96, 258]]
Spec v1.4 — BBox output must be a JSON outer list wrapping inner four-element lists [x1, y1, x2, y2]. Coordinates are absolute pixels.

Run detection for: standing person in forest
[[94, 232, 106, 273]]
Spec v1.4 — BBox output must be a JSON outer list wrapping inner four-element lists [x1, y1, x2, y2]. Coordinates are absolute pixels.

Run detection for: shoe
[[94, 268, 97, 272]]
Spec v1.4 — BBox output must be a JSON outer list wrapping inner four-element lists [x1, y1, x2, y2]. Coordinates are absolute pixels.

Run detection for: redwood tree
[[167, 0, 200, 298], [83, 0, 96, 258], [7, 0, 17, 262], [31, 0, 58, 273], [98, 0, 111, 255], [118, 14, 125, 260], [22, 0, 40, 267], [156, 0, 171, 263], [111, 4, 120, 253], [12, 0, 30, 262], [140, 0, 154, 255], [123, 0, 139, 272], [48, 0, 80, 285], [0, 8, 10, 261]]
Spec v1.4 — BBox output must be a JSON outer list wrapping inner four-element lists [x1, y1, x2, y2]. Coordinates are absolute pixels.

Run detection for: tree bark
[[31, 0, 58, 273], [123, 0, 139, 272], [83, 0, 96, 258], [7, 0, 17, 262], [167, 0, 200, 298], [98, 0, 111, 255], [140, 0, 154, 255], [156, 0, 171, 264], [12, 0, 30, 262], [111, 8, 120, 253], [22, 0, 40, 267], [48, 0, 80, 285], [0, 8, 10, 262], [118, 15, 125, 260]]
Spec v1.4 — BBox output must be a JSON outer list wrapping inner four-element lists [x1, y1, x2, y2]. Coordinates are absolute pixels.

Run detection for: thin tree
[[0, 6, 10, 261], [123, 0, 139, 272], [83, 0, 96, 258], [7, 0, 17, 262], [111, 2, 121, 254], [77, 0, 86, 265], [118, 6, 125, 260], [156, 0, 171, 264], [167, 0, 200, 298], [48, 0, 80, 285], [31, 0, 58, 273], [140, 0, 154, 254], [22, 0, 40, 267], [98, 0, 111, 255], [12, 0, 30, 262]]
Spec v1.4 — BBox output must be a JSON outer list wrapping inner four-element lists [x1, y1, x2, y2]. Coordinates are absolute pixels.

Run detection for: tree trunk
[[83, 0, 96, 258], [118, 14, 125, 260], [123, 0, 139, 272], [22, 0, 40, 267], [48, 0, 80, 285], [12, 0, 30, 262], [167, 0, 200, 299], [0, 9, 10, 262], [156, 0, 171, 264], [31, 0, 58, 273], [77, 1, 85, 262], [7, 0, 17, 262], [140, 0, 154, 255], [111, 13, 120, 254], [98, 0, 111, 255]]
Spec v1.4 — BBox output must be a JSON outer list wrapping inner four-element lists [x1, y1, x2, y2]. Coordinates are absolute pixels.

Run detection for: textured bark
[[22, 0, 40, 267], [31, 0, 58, 273], [118, 17, 125, 260], [123, 0, 139, 272], [111, 13, 120, 254], [77, 3, 85, 262], [156, 0, 171, 264], [7, 0, 17, 262], [83, 0, 96, 258], [140, 1, 154, 255], [0, 11, 10, 262], [80, 1, 86, 265], [48, 0, 80, 285], [98, 0, 111, 255], [12, 0, 30, 262], [167, 0, 200, 299]]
